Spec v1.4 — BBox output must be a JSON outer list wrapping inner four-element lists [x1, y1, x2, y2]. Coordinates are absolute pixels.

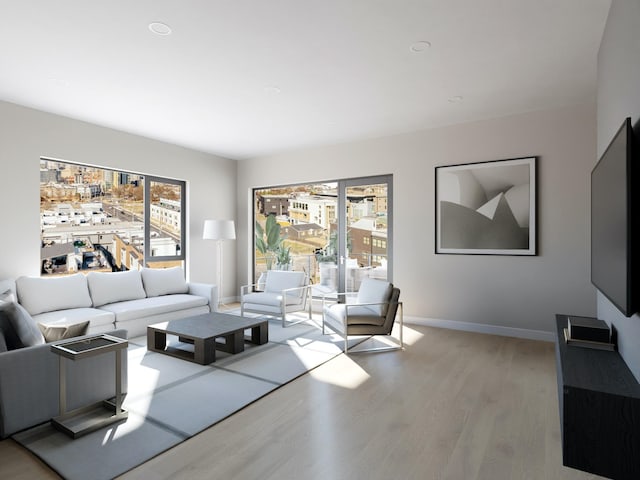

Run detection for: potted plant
[[255, 215, 284, 271], [275, 245, 292, 270]]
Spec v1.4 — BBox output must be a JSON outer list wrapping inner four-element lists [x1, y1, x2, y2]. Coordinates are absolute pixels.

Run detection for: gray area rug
[[13, 313, 366, 480]]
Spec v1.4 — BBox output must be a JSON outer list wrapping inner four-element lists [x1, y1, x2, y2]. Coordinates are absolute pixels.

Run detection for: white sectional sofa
[[14, 267, 217, 338], [0, 267, 217, 438]]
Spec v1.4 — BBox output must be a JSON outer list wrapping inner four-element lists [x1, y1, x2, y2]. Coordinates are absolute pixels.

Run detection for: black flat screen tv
[[591, 117, 637, 317]]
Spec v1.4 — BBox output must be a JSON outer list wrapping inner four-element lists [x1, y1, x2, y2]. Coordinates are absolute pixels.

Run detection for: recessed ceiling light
[[149, 22, 172, 36], [48, 77, 70, 88], [448, 95, 464, 103], [264, 86, 282, 95], [409, 41, 431, 53]]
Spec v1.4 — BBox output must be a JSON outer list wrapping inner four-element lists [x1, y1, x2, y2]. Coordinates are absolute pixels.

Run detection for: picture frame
[[435, 156, 537, 255]]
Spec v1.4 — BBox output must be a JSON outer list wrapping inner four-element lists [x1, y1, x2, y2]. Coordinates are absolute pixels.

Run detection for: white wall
[[596, 0, 640, 380], [0, 90, 600, 336], [0, 100, 238, 298], [237, 103, 597, 335]]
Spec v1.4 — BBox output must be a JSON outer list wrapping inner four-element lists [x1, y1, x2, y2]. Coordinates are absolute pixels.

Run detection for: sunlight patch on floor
[[309, 354, 371, 389], [100, 414, 145, 444], [398, 324, 425, 346]]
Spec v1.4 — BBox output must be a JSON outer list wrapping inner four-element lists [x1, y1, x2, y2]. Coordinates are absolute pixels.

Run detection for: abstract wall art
[[435, 157, 537, 255]]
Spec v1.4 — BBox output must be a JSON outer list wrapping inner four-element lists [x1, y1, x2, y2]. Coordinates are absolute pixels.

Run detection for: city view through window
[[40, 159, 184, 276], [254, 179, 389, 293]]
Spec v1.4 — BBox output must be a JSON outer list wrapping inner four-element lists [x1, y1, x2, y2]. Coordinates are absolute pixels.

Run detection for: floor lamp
[[203, 219, 236, 308]]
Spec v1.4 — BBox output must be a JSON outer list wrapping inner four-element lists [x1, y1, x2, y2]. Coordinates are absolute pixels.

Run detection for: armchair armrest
[[321, 291, 357, 309], [241, 283, 311, 298], [281, 284, 312, 296], [344, 301, 389, 310], [240, 283, 262, 296]]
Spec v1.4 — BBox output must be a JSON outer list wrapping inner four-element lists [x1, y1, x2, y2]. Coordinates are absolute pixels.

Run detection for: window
[[40, 158, 185, 276]]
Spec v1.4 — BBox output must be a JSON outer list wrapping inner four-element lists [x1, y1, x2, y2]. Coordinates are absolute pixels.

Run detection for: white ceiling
[[0, 0, 611, 160]]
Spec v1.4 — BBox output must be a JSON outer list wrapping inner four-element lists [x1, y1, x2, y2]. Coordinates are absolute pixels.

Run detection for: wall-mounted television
[[591, 117, 638, 317]]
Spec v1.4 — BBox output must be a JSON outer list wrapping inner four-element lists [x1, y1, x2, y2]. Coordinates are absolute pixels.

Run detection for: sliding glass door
[[340, 176, 391, 292], [253, 174, 392, 297]]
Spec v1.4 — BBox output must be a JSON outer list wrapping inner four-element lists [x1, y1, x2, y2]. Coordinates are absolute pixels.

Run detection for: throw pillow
[[5, 301, 45, 346], [38, 321, 90, 343], [0, 287, 15, 303], [141, 266, 189, 297], [0, 330, 8, 352], [0, 279, 16, 301], [0, 303, 26, 350]]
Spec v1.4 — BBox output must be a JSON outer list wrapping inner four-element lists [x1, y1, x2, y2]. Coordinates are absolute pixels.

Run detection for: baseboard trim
[[404, 316, 554, 342], [219, 296, 239, 305]]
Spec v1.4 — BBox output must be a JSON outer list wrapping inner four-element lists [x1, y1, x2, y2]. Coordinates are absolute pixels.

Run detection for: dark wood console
[[554, 314, 640, 479]]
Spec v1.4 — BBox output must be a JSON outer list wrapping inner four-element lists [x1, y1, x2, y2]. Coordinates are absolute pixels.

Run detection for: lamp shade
[[203, 219, 236, 240]]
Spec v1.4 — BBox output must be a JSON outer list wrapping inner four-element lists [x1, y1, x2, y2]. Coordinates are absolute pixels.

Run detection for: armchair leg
[[281, 289, 316, 328], [282, 315, 312, 328]]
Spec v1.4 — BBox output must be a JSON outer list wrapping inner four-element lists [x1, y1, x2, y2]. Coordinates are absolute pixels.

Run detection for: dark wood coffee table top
[[149, 312, 266, 338], [147, 312, 269, 364]]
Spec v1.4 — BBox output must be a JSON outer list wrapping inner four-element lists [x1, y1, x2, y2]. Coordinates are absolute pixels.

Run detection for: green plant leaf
[[255, 237, 267, 255], [265, 215, 282, 250]]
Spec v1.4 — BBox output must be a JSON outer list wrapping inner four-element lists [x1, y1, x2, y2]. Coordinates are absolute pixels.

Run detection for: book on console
[[567, 315, 611, 343], [563, 328, 615, 351]]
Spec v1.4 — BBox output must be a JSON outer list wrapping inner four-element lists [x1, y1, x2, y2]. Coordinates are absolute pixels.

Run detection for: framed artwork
[[435, 156, 537, 255]]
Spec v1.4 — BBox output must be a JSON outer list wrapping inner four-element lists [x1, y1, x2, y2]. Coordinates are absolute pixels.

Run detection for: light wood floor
[[0, 325, 604, 480]]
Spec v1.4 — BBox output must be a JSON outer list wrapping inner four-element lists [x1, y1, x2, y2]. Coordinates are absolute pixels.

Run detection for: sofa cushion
[[38, 320, 89, 342], [323, 304, 386, 327], [87, 270, 146, 307], [32, 307, 116, 329], [16, 274, 93, 316], [97, 294, 208, 323], [242, 291, 305, 307], [141, 267, 188, 298]]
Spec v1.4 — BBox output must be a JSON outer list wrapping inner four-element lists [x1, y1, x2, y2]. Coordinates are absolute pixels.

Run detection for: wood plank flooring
[[0, 324, 604, 480]]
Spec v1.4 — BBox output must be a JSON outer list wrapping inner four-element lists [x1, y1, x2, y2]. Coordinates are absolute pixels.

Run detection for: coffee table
[[147, 312, 268, 365]]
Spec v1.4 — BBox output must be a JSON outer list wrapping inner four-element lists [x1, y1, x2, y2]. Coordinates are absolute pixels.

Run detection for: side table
[[50, 334, 128, 439]]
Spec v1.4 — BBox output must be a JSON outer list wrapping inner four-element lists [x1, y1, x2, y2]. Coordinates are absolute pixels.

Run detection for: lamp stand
[[216, 239, 227, 310], [202, 219, 236, 310]]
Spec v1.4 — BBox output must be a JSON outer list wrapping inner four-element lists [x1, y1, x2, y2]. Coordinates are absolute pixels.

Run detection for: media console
[[554, 314, 640, 479]]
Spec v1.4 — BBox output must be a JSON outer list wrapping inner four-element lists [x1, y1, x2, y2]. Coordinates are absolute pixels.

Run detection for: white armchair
[[240, 270, 312, 327]]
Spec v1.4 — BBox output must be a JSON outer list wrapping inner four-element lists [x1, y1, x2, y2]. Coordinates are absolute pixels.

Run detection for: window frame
[[39, 157, 186, 275], [252, 174, 392, 291], [144, 175, 186, 264]]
